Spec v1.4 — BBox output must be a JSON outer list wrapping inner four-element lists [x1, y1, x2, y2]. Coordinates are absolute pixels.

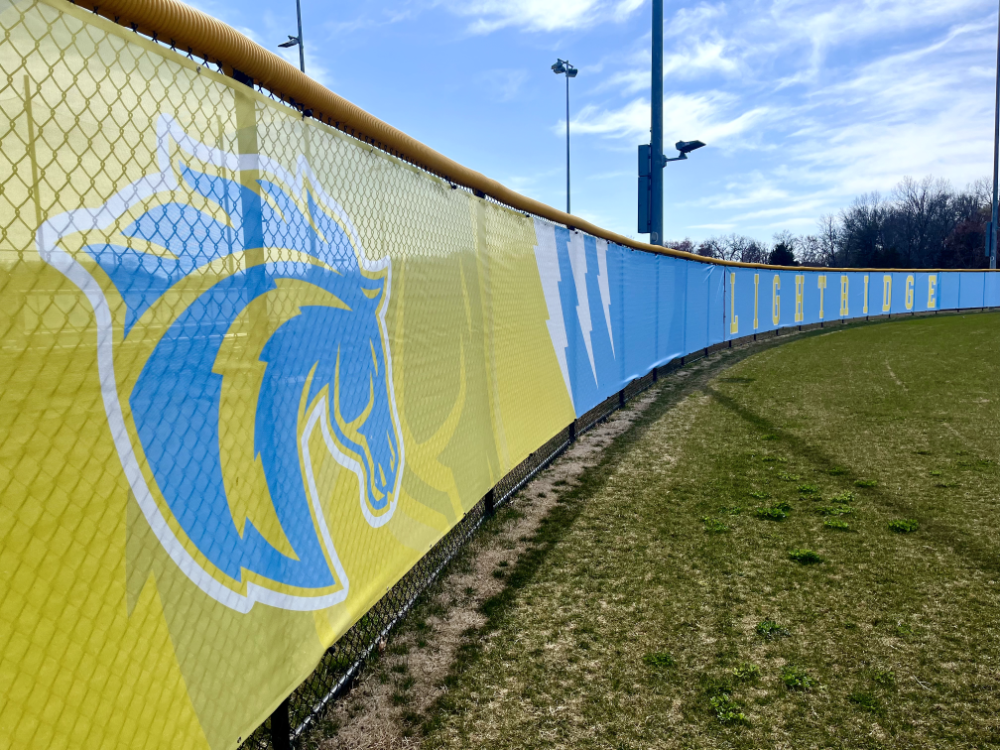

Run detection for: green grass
[[753, 501, 792, 520], [643, 652, 676, 668], [732, 662, 761, 682], [787, 548, 823, 565], [781, 665, 820, 691], [755, 618, 791, 640], [421, 313, 1000, 749], [701, 517, 731, 533]]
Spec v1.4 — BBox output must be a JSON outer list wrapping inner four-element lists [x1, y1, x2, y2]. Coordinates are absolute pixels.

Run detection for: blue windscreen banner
[[533, 219, 998, 420]]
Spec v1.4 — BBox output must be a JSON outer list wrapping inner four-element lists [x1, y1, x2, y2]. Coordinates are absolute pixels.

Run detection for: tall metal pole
[[295, 0, 305, 73], [992, 0, 999, 269], [650, 0, 664, 245], [566, 72, 571, 215]]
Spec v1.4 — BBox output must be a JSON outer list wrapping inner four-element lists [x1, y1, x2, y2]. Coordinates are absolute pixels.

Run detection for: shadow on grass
[[703, 378, 1000, 578], [422, 333, 829, 735]]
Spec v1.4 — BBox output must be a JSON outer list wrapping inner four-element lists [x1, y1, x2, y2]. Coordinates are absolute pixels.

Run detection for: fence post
[[568, 420, 576, 443], [618, 390, 626, 409], [652, 366, 658, 383], [271, 698, 291, 750], [484, 487, 495, 517]]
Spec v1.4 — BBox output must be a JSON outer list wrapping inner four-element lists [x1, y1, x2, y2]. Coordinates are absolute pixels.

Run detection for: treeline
[[670, 176, 993, 269]]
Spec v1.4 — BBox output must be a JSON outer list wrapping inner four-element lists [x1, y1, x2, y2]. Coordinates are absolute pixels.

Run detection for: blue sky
[[185, 0, 999, 244]]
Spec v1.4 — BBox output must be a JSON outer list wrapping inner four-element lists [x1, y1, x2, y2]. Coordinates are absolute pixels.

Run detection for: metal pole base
[[271, 698, 291, 750]]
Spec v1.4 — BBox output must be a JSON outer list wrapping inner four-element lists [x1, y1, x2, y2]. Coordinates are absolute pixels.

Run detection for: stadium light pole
[[278, 0, 305, 73], [637, 0, 706, 246], [650, 0, 664, 245], [991, 0, 999, 269], [552, 59, 578, 215]]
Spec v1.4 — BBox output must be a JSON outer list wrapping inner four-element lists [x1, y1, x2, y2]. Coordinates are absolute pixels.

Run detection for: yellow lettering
[[905, 275, 914, 310], [753, 273, 760, 329], [772, 275, 781, 325], [882, 275, 892, 312], [817, 275, 827, 319], [730, 272, 739, 334], [795, 275, 804, 322], [928, 274, 937, 309], [840, 275, 849, 316]]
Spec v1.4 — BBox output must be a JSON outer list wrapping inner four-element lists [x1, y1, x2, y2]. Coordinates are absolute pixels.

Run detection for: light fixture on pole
[[638, 140, 706, 241], [278, 0, 305, 74], [670, 140, 706, 160], [552, 58, 578, 215]]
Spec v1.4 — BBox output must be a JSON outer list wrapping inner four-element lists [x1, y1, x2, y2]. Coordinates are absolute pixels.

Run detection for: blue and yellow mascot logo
[[38, 116, 403, 612]]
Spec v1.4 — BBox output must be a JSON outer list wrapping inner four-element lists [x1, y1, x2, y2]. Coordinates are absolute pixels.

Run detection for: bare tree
[[665, 238, 696, 254], [816, 214, 840, 266], [695, 234, 769, 263], [969, 176, 992, 209], [887, 176, 954, 267], [839, 192, 889, 266], [795, 235, 826, 267], [691, 175, 992, 270], [696, 237, 723, 259]]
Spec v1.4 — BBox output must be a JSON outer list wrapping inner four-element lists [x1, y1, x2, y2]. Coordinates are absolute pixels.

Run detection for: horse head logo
[[38, 116, 403, 612]]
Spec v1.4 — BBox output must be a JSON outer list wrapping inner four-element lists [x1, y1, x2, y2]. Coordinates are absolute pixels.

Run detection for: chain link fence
[[1, 3, 682, 747], [238, 362, 680, 750], [3, 3, 998, 750]]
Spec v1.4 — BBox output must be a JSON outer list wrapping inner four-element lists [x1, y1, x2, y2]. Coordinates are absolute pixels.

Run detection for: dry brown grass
[[307, 339, 771, 750]]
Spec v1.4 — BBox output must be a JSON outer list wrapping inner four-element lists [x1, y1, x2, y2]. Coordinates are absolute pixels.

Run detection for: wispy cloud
[[504, 167, 563, 199], [438, 0, 646, 34], [664, 3, 726, 36], [690, 223, 736, 230], [594, 38, 741, 95], [564, 93, 770, 150], [658, 2, 998, 237], [480, 69, 530, 102], [323, 7, 416, 35]]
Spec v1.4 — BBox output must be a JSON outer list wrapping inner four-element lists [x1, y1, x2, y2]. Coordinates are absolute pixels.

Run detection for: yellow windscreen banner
[[0, 1, 573, 747]]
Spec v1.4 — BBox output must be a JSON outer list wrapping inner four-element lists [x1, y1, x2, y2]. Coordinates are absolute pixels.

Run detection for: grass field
[[413, 313, 1000, 749]]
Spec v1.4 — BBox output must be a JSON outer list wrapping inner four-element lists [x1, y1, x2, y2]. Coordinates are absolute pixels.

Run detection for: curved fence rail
[[1, 2, 998, 749]]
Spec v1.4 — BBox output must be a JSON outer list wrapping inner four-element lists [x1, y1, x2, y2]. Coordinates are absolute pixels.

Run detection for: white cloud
[[439, 0, 645, 33], [481, 69, 530, 102], [504, 167, 563, 199], [759, 0, 988, 79], [614, 0, 647, 22], [700, 173, 792, 209], [564, 93, 770, 150], [664, 3, 726, 38], [324, 7, 416, 35], [663, 39, 741, 78], [596, 38, 741, 95], [782, 24, 995, 194], [593, 69, 648, 95]]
